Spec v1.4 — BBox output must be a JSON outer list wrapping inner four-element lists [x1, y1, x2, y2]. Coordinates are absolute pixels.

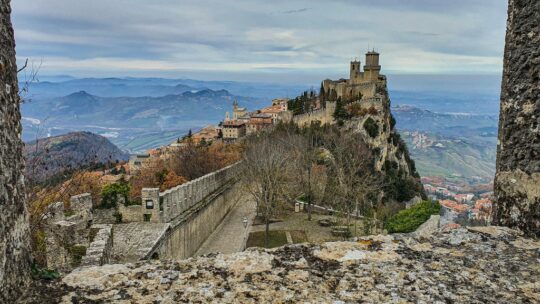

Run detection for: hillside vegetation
[[24, 131, 128, 184]]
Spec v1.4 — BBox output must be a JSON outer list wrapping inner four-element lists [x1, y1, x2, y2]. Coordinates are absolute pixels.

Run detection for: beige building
[[222, 120, 246, 140]]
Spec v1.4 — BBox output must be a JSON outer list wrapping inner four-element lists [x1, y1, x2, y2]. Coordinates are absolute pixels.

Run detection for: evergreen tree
[[333, 97, 349, 121], [319, 82, 325, 100]]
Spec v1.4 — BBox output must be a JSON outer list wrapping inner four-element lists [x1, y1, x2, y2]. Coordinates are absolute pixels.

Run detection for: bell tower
[[350, 59, 361, 80]]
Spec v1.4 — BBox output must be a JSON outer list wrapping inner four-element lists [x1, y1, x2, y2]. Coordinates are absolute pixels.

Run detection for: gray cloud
[[11, 0, 507, 82], [282, 8, 310, 14]]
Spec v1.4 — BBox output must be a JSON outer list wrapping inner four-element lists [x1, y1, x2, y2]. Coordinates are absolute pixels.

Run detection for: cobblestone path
[[195, 197, 256, 255]]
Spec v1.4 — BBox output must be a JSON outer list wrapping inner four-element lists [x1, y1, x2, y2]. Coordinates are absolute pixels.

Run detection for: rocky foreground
[[23, 226, 539, 303]]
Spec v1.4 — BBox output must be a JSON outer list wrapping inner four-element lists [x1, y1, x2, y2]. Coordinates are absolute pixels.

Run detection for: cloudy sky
[[11, 0, 508, 83]]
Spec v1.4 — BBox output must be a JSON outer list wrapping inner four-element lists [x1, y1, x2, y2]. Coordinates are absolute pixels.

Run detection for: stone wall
[[118, 162, 241, 223], [0, 1, 31, 301], [292, 101, 336, 127], [80, 224, 113, 267], [44, 193, 94, 272], [151, 182, 242, 260], [494, 0, 540, 237]]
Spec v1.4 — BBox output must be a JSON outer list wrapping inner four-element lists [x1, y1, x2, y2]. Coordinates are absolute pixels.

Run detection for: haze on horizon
[[12, 0, 507, 84]]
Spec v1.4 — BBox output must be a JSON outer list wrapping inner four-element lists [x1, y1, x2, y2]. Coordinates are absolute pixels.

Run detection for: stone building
[[225, 100, 248, 121], [222, 120, 246, 140], [0, 1, 32, 301], [128, 153, 150, 173], [494, 0, 540, 237], [323, 51, 386, 102], [246, 113, 273, 135]]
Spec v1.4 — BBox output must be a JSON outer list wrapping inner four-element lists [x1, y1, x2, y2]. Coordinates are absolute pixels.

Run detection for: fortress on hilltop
[[293, 51, 386, 127], [322, 50, 386, 102]]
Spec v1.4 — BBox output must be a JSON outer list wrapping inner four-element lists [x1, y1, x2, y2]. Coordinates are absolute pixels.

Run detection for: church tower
[[364, 51, 381, 81], [350, 59, 361, 80]]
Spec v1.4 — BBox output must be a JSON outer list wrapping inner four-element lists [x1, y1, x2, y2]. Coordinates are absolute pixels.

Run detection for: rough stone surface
[[494, 0, 540, 237], [80, 224, 113, 267], [0, 0, 31, 301], [21, 227, 539, 303]]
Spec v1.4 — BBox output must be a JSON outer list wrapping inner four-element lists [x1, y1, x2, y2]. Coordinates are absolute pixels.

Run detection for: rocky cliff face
[[0, 0, 32, 301], [21, 226, 540, 303], [346, 84, 425, 202], [494, 0, 540, 237]]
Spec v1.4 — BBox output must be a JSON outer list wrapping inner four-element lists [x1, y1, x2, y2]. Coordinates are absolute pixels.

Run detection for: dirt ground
[[250, 209, 385, 244]]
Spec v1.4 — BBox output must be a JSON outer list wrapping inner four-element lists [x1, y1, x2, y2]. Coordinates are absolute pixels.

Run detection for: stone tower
[[494, 0, 540, 237], [350, 60, 361, 80], [364, 51, 381, 81], [0, 0, 32, 301]]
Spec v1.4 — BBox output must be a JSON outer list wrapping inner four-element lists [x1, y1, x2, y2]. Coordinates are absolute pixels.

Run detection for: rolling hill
[[24, 131, 129, 183]]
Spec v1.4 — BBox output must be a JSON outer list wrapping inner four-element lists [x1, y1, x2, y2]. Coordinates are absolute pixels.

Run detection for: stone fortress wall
[[118, 162, 241, 223], [150, 180, 242, 259], [42, 162, 243, 270], [116, 162, 244, 260], [292, 101, 336, 126]]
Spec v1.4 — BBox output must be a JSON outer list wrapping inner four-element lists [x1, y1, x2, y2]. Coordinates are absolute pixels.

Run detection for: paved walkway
[[195, 197, 256, 256]]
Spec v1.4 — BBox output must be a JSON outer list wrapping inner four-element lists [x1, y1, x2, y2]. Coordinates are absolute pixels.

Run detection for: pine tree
[[333, 97, 349, 120], [319, 82, 325, 100]]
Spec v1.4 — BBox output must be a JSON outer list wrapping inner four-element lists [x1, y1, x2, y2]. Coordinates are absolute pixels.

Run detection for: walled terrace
[[43, 163, 243, 271], [24, 226, 539, 303]]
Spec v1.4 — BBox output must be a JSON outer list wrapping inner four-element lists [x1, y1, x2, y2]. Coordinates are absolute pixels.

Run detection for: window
[[145, 200, 154, 209], [143, 214, 152, 222]]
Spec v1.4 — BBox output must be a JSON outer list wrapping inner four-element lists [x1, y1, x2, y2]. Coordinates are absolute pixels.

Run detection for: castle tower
[[364, 51, 381, 81], [233, 100, 238, 111], [350, 59, 361, 80]]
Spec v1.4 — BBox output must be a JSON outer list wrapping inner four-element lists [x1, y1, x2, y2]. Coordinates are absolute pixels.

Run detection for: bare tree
[[322, 131, 382, 230], [241, 131, 298, 247]]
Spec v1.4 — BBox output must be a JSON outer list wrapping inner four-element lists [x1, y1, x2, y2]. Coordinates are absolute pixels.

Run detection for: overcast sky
[[11, 0, 508, 83]]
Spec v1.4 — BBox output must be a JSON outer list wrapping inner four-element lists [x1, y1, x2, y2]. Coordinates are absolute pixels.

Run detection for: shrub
[[384, 201, 440, 233], [69, 245, 87, 267], [101, 177, 130, 208], [363, 117, 379, 138], [31, 263, 59, 280]]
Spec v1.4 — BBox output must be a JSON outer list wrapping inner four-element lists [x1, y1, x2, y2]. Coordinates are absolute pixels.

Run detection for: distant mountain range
[[21, 89, 264, 151], [22, 89, 259, 130], [21, 77, 309, 152], [24, 131, 129, 183], [23, 76, 308, 100]]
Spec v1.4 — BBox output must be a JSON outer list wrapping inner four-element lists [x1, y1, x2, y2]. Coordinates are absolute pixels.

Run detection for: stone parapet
[[51, 226, 540, 303]]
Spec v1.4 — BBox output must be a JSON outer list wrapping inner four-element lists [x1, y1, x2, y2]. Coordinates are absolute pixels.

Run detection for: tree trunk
[[307, 166, 312, 221], [264, 214, 270, 248], [0, 1, 32, 301]]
